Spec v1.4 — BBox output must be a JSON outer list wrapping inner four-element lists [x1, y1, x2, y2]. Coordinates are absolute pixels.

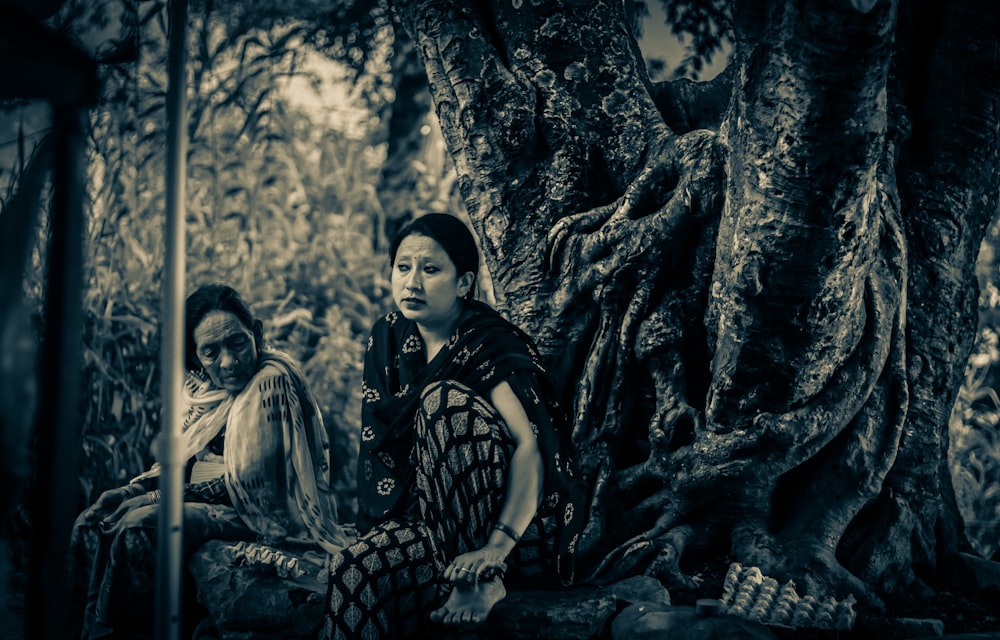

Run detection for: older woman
[[321, 213, 586, 639], [70, 284, 350, 639]]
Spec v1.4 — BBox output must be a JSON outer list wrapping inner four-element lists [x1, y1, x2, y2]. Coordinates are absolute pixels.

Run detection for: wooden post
[[25, 104, 87, 640], [156, 0, 188, 638]]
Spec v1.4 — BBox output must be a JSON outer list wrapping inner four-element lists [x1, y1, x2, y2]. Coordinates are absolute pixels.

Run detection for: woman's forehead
[[395, 234, 450, 261], [193, 310, 249, 345]]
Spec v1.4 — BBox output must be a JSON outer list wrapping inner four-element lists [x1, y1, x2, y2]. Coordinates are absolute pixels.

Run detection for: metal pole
[[156, 0, 188, 638], [26, 105, 87, 640]]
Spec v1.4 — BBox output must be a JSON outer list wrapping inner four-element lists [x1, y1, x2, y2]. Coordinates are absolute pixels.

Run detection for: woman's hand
[[443, 544, 508, 585], [79, 484, 144, 523], [101, 490, 160, 531]]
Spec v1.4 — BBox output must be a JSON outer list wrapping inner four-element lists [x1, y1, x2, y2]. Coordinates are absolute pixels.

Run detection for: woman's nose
[[406, 271, 422, 290], [219, 349, 237, 370]]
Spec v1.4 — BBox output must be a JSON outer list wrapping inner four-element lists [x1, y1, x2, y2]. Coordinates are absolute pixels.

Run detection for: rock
[[477, 575, 671, 640], [889, 617, 945, 637], [611, 603, 779, 640], [189, 540, 329, 640], [597, 575, 672, 606], [952, 553, 1000, 595]]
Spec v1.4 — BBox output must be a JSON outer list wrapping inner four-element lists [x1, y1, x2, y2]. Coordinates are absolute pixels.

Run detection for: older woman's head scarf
[[131, 347, 350, 555]]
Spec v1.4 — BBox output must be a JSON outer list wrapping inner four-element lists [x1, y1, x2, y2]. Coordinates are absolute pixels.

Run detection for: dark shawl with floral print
[[357, 300, 586, 584]]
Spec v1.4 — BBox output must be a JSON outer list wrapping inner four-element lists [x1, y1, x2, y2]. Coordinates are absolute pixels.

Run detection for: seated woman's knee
[[417, 379, 472, 419]]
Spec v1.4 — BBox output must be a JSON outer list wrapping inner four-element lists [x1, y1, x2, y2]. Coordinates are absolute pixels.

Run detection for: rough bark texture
[[389, 0, 1000, 613]]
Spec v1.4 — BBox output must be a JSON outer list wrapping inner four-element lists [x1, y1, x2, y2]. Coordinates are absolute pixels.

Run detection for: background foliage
[[950, 222, 1000, 560], [5, 1, 407, 521]]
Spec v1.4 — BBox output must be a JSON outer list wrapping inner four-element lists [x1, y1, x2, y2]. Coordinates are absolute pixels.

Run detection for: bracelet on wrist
[[493, 521, 520, 544], [146, 490, 161, 503]]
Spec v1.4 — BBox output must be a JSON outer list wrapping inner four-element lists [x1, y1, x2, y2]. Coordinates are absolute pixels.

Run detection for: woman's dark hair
[[184, 283, 263, 371], [389, 212, 480, 300]]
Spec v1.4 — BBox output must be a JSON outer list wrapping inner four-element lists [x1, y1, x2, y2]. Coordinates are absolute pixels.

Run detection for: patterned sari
[[322, 301, 587, 639]]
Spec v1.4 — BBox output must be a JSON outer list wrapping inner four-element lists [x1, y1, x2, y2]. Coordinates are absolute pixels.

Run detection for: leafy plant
[[43, 3, 396, 515], [949, 351, 1000, 559], [951, 232, 1000, 561]]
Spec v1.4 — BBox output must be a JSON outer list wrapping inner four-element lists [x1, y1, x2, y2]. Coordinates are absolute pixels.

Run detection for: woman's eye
[[424, 265, 439, 274], [396, 263, 409, 273], [200, 348, 218, 360]]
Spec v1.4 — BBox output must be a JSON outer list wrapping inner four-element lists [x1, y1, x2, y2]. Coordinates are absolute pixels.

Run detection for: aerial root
[[584, 508, 682, 583], [545, 137, 682, 274], [646, 524, 700, 589]]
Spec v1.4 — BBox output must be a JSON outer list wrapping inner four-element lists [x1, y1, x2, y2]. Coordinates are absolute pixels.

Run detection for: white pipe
[[156, 0, 188, 638]]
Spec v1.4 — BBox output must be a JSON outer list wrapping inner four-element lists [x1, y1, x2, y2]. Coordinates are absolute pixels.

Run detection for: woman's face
[[193, 310, 258, 392], [391, 234, 473, 332]]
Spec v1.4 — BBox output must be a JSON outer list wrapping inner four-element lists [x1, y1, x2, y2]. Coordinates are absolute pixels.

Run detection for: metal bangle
[[493, 521, 520, 544]]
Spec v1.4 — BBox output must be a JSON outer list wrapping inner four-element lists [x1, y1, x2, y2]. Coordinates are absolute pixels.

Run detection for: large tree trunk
[[390, 0, 1000, 609]]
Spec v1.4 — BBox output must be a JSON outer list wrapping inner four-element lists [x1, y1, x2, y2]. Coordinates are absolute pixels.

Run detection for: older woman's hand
[[443, 545, 508, 585], [79, 484, 145, 523], [101, 490, 161, 531]]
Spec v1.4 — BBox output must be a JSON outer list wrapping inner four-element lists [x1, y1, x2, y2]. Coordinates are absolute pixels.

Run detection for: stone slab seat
[[188, 539, 674, 640]]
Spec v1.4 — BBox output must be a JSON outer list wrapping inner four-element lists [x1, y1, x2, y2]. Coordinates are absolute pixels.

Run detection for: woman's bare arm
[[441, 379, 543, 582], [488, 379, 543, 546]]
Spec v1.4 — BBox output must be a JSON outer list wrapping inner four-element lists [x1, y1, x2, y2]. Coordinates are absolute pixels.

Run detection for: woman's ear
[[458, 272, 476, 300]]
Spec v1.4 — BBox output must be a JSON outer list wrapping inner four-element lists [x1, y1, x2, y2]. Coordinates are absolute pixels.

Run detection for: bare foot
[[430, 577, 507, 626]]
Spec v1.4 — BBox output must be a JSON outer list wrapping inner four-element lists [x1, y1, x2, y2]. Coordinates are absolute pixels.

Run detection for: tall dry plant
[[65, 5, 393, 513]]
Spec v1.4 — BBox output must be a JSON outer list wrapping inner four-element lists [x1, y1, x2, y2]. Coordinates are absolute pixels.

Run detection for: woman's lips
[[222, 372, 247, 387]]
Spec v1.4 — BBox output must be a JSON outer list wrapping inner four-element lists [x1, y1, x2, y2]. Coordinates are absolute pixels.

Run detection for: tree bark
[[840, 0, 1000, 596], [390, 0, 1000, 608]]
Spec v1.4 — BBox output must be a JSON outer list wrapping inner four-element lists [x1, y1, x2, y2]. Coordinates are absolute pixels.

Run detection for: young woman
[[69, 284, 350, 639], [321, 213, 585, 639]]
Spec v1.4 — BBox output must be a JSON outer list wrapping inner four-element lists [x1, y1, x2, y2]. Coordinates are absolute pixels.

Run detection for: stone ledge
[[189, 540, 672, 640]]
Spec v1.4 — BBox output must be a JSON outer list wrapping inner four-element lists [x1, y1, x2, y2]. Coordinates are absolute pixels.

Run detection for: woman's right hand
[[79, 484, 143, 523]]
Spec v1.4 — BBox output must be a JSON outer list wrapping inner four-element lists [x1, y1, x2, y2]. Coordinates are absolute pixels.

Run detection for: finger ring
[[458, 568, 468, 572]]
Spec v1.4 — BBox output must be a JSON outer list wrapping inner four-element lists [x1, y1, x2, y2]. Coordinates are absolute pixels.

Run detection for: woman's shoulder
[[235, 361, 305, 413], [254, 360, 289, 379], [463, 302, 535, 347], [369, 310, 410, 342], [247, 358, 298, 392], [372, 310, 402, 330]]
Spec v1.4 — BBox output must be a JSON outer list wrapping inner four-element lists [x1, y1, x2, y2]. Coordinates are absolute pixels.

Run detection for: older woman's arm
[[184, 476, 231, 504], [441, 379, 544, 582], [101, 475, 232, 529]]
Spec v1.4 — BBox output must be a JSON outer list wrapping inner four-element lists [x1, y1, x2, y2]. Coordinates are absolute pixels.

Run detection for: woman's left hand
[[443, 545, 507, 585], [102, 491, 160, 531]]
